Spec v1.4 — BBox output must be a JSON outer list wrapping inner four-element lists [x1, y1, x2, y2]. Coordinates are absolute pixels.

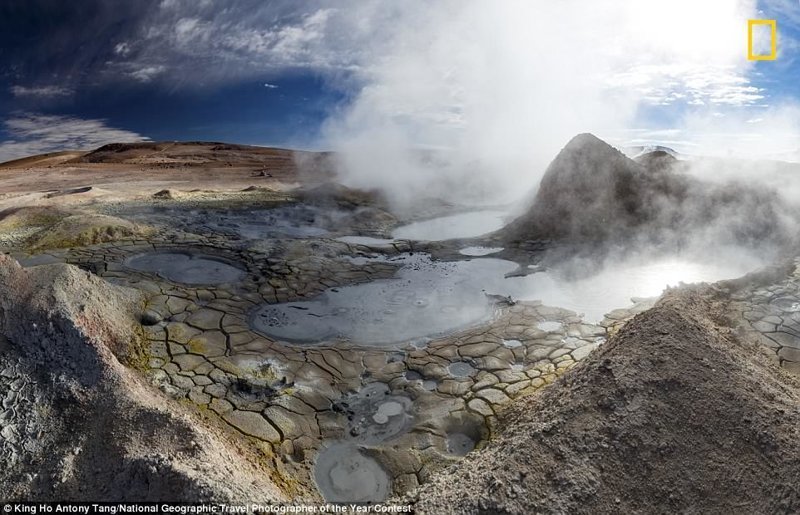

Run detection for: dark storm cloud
[[0, 0, 368, 95], [0, 0, 158, 92], [104, 0, 365, 86]]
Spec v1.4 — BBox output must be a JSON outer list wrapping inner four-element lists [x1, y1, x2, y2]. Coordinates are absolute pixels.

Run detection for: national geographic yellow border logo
[[748, 19, 777, 60]]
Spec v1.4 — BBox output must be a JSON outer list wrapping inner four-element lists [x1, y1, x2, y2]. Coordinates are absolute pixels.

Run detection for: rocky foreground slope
[[0, 255, 284, 501], [409, 284, 800, 513]]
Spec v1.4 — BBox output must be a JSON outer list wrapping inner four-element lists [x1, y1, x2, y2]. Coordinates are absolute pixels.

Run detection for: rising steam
[[321, 0, 800, 210]]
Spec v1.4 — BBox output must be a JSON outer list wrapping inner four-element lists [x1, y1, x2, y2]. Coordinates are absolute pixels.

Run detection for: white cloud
[[620, 105, 800, 160], [129, 65, 166, 82], [264, 83, 279, 89], [0, 113, 149, 163], [107, 4, 362, 85], [10, 85, 73, 98], [114, 42, 132, 56], [607, 65, 765, 107], [678, 105, 800, 159]]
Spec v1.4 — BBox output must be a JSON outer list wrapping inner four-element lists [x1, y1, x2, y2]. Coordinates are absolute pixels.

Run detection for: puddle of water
[[314, 443, 391, 503], [125, 252, 246, 285], [250, 253, 759, 345], [460, 246, 504, 257], [392, 210, 507, 241]]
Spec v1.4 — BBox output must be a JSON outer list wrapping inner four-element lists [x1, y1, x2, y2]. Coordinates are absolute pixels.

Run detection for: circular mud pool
[[314, 443, 391, 503], [248, 254, 503, 345], [124, 252, 246, 285], [447, 362, 476, 378]]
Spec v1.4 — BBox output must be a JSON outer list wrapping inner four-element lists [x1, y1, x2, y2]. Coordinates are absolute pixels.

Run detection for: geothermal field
[[2, 136, 800, 512]]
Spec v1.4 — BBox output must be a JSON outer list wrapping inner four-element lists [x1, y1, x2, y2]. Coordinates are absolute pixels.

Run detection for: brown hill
[[0, 151, 86, 168], [0, 141, 336, 197], [74, 141, 299, 168]]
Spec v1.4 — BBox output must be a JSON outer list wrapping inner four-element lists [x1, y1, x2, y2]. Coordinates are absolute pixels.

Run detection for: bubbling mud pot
[[313, 443, 391, 503], [124, 252, 247, 285], [248, 254, 504, 345]]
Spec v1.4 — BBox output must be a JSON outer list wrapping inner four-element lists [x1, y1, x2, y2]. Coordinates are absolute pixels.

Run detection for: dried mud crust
[[408, 288, 800, 514]]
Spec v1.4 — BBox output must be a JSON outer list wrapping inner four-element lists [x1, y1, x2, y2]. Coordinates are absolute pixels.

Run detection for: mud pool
[[119, 205, 335, 240], [459, 246, 504, 256], [313, 443, 391, 503], [249, 254, 757, 345], [124, 252, 246, 285]]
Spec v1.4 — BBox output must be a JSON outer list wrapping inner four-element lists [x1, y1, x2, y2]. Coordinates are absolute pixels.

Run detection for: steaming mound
[[409, 288, 800, 513], [500, 134, 791, 248], [298, 182, 386, 210], [0, 256, 283, 501]]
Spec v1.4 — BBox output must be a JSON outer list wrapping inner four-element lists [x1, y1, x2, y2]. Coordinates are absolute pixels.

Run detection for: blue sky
[[0, 0, 798, 163]]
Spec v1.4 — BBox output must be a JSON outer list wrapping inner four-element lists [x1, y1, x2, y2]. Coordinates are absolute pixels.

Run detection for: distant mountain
[[76, 141, 296, 165]]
